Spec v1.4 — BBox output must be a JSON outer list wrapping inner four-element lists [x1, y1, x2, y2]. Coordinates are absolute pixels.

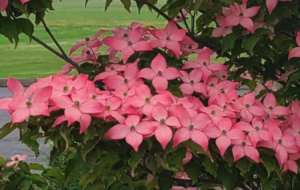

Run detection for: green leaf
[[0, 157, 6, 167], [84, 181, 105, 190], [184, 159, 201, 184], [202, 156, 217, 178], [0, 123, 17, 140], [79, 172, 96, 187], [64, 156, 85, 186], [27, 174, 46, 184], [287, 69, 300, 83], [128, 149, 145, 176], [81, 137, 100, 161], [120, 0, 131, 12], [217, 165, 237, 190], [104, 0, 113, 11], [235, 158, 253, 176], [242, 36, 260, 56], [17, 18, 34, 40], [221, 33, 239, 54], [42, 168, 64, 186], [20, 179, 32, 190], [59, 127, 73, 151], [29, 163, 45, 171], [157, 171, 173, 190]]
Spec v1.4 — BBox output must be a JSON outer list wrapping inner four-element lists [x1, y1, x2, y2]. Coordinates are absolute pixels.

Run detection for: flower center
[[166, 36, 171, 41], [189, 124, 194, 130], [179, 103, 183, 106], [188, 45, 192, 49], [211, 110, 216, 115], [157, 71, 162, 76], [268, 106, 273, 110], [123, 92, 128, 96], [242, 141, 247, 146], [92, 94, 97, 99], [128, 41, 133, 46], [160, 119, 165, 125], [222, 130, 227, 135], [176, 15, 181, 19], [85, 37, 90, 41], [145, 97, 150, 102], [255, 126, 259, 131], [210, 83, 214, 87], [130, 125, 135, 131], [203, 62, 207, 66], [124, 33, 128, 38], [278, 139, 283, 144], [245, 104, 250, 108], [110, 67, 115, 71], [223, 105, 227, 110], [298, 131, 300, 135], [190, 80, 194, 84], [63, 86, 69, 91], [124, 78, 128, 83], [222, 75, 226, 79], [105, 105, 111, 110], [220, 89, 225, 94], [74, 101, 80, 107], [26, 101, 32, 107], [86, 50, 91, 55]]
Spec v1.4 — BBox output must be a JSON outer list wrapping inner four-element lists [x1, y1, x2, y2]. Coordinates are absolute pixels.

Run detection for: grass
[[0, 0, 166, 78]]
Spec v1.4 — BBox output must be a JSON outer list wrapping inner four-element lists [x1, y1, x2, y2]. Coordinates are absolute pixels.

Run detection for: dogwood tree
[[1, 0, 300, 190]]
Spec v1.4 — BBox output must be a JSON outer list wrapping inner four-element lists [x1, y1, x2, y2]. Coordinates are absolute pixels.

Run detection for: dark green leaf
[[235, 158, 253, 176], [184, 159, 201, 184], [84, 181, 105, 190], [20, 179, 32, 190], [202, 156, 217, 178], [0, 123, 17, 140], [27, 174, 46, 184], [64, 156, 85, 185], [17, 18, 34, 40], [157, 171, 173, 190], [81, 137, 100, 161], [221, 33, 239, 54], [29, 163, 45, 171], [79, 172, 96, 187], [120, 0, 131, 12], [128, 149, 145, 176], [217, 165, 237, 190], [242, 36, 260, 56], [105, 0, 113, 11], [0, 157, 6, 167]]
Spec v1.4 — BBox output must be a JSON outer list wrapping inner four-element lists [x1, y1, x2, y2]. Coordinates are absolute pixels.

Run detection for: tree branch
[[180, 10, 191, 33], [31, 36, 86, 73]]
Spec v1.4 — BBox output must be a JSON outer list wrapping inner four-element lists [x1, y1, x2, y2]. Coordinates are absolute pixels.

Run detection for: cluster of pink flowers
[[1, 20, 300, 176]]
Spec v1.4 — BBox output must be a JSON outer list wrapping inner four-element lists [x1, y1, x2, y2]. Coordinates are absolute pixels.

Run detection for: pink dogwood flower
[[173, 106, 211, 151], [232, 138, 260, 163], [138, 54, 181, 90], [6, 155, 28, 168], [51, 91, 104, 133], [232, 92, 265, 122], [203, 118, 245, 156], [52, 74, 88, 96], [262, 93, 291, 118], [94, 64, 126, 81], [179, 69, 207, 96], [151, 21, 186, 58], [211, 15, 233, 37], [288, 32, 300, 60], [105, 115, 156, 151], [103, 28, 152, 63], [224, 2, 260, 32], [8, 86, 53, 124], [182, 48, 227, 83], [282, 153, 300, 173], [152, 105, 181, 149]]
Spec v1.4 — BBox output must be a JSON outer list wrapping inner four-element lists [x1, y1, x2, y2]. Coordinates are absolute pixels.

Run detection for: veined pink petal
[[249, 106, 266, 116], [124, 62, 139, 80], [180, 84, 193, 95], [132, 41, 152, 51], [152, 29, 168, 39], [191, 130, 209, 151], [51, 96, 73, 109], [241, 109, 253, 122], [211, 27, 223, 38], [182, 60, 200, 69], [276, 145, 288, 166], [285, 160, 298, 173], [121, 47, 135, 63], [155, 125, 173, 149], [107, 97, 122, 110], [173, 128, 191, 147], [263, 93, 276, 108], [65, 107, 82, 125], [216, 136, 231, 156], [126, 131, 143, 151], [266, 0, 278, 14], [232, 146, 245, 162], [7, 77, 24, 97], [193, 83, 208, 96], [105, 124, 130, 139], [243, 92, 255, 105], [193, 114, 212, 130], [8, 95, 28, 111], [6, 161, 17, 168], [30, 102, 49, 116], [79, 114, 91, 134], [109, 111, 126, 124], [125, 115, 140, 127], [249, 132, 260, 147], [151, 39, 167, 48], [103, 36, 128, 50], [80, 100, 104, 114], [166, 41, 181, 58], [288, 47, 300, 59], [136, 122, 157, 135], [12, 108, 30, 123], [173, 106, 191, 127], [152, 76, 168, 90], [273, 106, 291, 115], [0, 98, 12, 111], [163, 67, 181, 80], [52, 115, 68, 128], [151, 54, 167, 73], [152, 105, 168, 121], [227, 129, 245, 140], [126, 96, 145, 107], [128, 29, 143, 43], [243, 6, 260, 18], [31, 86, 52, 104], [166, 116, 181, 128], [69, 41, 86, 55], [170, 29, 186, 41], [225, 15, 240, 26], [217, 118, 232, 132], [203, 124, 221, 138], [258, 130, 273, 142], [73, 75, 88, 90], [240, 17, 254, 32], [233, 122, 253, 132], [138, 68, 156, 80], [103, 75, 124, 90], [165, 21, 178, 35]]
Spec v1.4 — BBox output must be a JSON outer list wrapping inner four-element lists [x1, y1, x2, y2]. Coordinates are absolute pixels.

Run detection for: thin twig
[[180, 10, 191, 33], [32, 36, 86, 73], [40, 19, 68, 57], [191, 13, 195, 35]]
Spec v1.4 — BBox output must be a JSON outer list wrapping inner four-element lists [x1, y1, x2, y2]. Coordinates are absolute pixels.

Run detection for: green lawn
[[0, 0, 166, 78]]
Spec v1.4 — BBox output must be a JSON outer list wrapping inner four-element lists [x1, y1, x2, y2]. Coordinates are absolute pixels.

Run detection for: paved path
[[0, 88, 50, 166]]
